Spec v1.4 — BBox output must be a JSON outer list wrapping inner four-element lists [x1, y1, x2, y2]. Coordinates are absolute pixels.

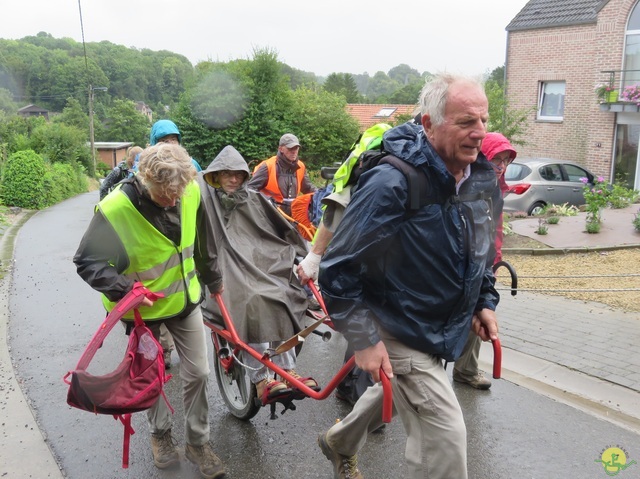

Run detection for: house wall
[[506, 0, 636, 179], [97, 148, 127, 169]]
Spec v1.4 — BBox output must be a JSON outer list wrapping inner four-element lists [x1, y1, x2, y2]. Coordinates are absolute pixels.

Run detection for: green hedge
[[1, 149, 87, 209], [1, 150, 47, 209]]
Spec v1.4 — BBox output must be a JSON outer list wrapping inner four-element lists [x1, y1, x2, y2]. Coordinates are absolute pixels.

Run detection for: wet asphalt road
[[7, 192, 640, 479]]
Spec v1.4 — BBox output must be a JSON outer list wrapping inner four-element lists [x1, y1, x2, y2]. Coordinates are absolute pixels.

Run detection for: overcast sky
[[2, 0, 530, 77]]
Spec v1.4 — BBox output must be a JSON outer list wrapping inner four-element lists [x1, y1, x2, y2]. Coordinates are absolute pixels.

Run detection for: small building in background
[[346, 104, 416, 131], [92, 142, 133, 169], [17, 104, 49, 120], [135, 101, 153, 122]]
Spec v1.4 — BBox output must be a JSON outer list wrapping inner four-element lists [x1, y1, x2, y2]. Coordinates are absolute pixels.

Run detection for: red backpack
[[63, 283, 173, 468]]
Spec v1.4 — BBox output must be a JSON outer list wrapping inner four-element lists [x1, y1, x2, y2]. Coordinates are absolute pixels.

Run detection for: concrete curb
[[0, 209, 64, 478], [479, 344, 640, 435], [503, 243, 640, 256]]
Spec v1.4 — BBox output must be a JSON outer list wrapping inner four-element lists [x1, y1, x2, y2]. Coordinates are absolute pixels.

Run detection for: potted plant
[[619, 84, 640, 103], [595, 82, 618, 103]]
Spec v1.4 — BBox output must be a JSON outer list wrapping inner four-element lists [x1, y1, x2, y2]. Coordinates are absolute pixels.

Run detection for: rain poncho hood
[[481, 132, 517, 162], [149, 120, 182, 146], [197, 146, 308, 343]]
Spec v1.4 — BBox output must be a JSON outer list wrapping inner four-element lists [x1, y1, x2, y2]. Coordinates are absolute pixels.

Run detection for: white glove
[[298, 251, 322, 282]]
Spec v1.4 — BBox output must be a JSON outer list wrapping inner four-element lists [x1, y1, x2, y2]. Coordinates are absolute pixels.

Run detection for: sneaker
[[150, 429, 179, 469], [453, 371, 492, 390], [318, 432, 363, 479], [163, 349, 172, 370], [283, 369, 319, 390], [185, 442, 226, 479], [255, 377, 290, 404]]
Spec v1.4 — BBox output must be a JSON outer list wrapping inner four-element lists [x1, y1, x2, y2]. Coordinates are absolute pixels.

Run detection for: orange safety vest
[[254, 155, 306, 204]]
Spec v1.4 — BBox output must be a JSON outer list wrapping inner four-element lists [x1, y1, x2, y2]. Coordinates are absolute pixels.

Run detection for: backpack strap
[[378, 155, 430, 211]]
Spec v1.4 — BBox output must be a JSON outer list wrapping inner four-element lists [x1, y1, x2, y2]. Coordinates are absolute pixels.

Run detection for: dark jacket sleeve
[[299, 169, 317, 194], [247, 163, 268, 192], [73, 209, 134, 302], [99, 167, 122, 200], [319, 166, 407, 351]]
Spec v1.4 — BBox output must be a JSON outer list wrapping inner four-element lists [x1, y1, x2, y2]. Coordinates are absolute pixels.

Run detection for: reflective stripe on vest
[[255, 156, 305, 203], [98, 181, 201, 320]]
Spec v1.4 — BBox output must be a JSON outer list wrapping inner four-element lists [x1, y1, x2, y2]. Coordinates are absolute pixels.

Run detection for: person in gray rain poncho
[[197, 145, 319, 404]]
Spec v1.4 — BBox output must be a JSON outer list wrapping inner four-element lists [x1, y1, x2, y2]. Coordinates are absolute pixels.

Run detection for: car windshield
[[505, 163, 530, 181]]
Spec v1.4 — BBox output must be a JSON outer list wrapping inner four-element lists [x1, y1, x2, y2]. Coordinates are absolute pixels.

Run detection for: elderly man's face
[[424, 81, 488, 174], [216, 170, 247, 193], [278, 145, 300, 163]]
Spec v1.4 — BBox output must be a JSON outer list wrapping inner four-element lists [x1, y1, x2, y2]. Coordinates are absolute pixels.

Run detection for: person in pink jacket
[[453, 132, 516, 389]]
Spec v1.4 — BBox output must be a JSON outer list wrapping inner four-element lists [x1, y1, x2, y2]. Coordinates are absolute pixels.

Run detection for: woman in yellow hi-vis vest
[[74, 144, 226, 479]]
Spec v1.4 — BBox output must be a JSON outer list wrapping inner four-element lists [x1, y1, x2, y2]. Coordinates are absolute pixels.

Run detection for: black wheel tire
[[528, 202, 546, 216], [213, 338, 260, 420]]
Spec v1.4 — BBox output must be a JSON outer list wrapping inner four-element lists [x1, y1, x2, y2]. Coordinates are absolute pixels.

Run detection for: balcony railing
[[598, 70, 640, 112]]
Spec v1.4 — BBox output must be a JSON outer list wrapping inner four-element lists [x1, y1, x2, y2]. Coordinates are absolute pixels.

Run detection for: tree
[[388, 64, 421, 86], [102, 99, 150, 146], [323, 73, 363, 103], [284, 87, 360, 169], [485, 72, 532, 146], [53, 97, 89, 133], [366, 71, 401, 102]]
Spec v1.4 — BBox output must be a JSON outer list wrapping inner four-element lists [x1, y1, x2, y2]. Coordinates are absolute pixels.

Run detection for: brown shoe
[[453, 371, 492, 390], [283, 369, 320, 390], [185, 442, 226, 479], [255, 377, 290, 404], [318, 432, 363, 479], [150, 429, 179, 469]]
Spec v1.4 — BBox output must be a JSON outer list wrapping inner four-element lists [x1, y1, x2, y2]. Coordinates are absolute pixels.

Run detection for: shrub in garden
[[634, 210, 640, 232], [1, 150, 46, 209]]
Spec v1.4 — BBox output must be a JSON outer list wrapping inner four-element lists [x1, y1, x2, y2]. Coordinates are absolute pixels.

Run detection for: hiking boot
[[185, 442, 226, 479], [151, 429, 179, 469], [453, 371, 492, 390], [283, 369, 320, 390], [163, 349, 172, 370], [255, 377, 290, 404], [318, 432, 363, 479]]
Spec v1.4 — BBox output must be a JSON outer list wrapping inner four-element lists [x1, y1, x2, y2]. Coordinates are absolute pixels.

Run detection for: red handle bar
[[380, 368, 392, 423], [492, 338, 502, 379]]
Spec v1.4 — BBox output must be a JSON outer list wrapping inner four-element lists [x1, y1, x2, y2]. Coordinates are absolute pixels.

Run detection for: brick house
[[506, 0, 640, 188]]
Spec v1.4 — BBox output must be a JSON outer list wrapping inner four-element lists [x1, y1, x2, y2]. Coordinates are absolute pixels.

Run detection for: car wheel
[[528, 202, 546, 216]]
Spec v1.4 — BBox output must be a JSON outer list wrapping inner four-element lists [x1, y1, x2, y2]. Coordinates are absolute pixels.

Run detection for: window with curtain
[[537, 81, 565, 121]]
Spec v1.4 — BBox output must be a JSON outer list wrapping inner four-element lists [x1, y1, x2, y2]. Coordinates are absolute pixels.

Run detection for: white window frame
[[537, 81, 565, 121]]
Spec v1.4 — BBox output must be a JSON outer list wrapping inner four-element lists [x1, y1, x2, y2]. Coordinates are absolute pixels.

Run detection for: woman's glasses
[[218, 170, 246, 179]]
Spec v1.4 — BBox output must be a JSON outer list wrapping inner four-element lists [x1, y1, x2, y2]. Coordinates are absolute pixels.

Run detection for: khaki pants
[[452, 331, 482, 380], [326, 328, 468, 479], [145, 307, 211, 446]]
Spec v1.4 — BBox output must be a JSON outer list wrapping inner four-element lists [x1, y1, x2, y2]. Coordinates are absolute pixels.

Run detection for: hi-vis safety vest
[[98, 181, 201, 320], [253, 156, 306, 204], [332, 123, 392, 194]]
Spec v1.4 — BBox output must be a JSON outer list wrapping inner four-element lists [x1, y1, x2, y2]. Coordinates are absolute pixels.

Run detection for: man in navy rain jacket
[[317, 73, 502, 479]]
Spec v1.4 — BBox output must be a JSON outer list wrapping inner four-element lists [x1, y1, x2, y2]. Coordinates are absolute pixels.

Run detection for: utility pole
[[88, 85, 107, 175], [89, 84, 95, 174]]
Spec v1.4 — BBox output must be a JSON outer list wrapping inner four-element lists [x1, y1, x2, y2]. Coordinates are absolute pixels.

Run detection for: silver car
[[503, 158, 595, 215]]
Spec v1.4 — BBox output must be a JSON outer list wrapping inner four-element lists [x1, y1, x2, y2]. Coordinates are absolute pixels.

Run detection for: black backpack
[[347, 150, 432, 212]]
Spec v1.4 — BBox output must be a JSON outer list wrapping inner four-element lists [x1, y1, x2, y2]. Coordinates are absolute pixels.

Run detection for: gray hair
[[418, 73, 484, 127], [137, 144, 196, 199]]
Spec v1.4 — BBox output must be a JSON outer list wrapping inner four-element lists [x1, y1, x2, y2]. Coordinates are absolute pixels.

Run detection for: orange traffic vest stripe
[[254, 156, 305, 203]]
